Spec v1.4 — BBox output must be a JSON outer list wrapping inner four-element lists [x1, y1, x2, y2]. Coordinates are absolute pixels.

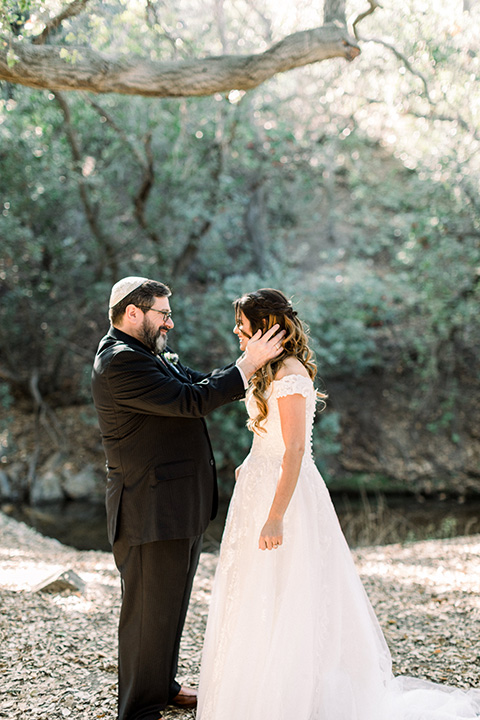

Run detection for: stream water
[[6, 492, 480, 553]]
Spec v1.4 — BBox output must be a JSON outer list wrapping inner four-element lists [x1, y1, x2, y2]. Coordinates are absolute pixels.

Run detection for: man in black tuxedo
[[91, 277, 283, 720]]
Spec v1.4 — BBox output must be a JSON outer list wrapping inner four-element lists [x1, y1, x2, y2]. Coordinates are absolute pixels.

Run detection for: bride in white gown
[[197, 288, 480, 720]]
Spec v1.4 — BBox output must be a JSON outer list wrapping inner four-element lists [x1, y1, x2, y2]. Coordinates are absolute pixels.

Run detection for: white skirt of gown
[[197, 375, 480, 720]]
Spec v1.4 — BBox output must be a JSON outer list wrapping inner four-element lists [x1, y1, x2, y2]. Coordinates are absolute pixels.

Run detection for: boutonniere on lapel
[[163, 352, 179, 365]]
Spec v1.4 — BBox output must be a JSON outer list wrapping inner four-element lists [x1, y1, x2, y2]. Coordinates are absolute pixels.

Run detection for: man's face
[[139, 297, 174, 354]]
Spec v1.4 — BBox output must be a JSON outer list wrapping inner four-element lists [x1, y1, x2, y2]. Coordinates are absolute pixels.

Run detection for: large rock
[[32, 568, 86, 594], [63, 465, 103, 502], [31, 454, 65, 505]]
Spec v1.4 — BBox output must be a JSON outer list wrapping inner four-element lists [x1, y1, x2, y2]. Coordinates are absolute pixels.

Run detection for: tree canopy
[[1, 0, 480, 494]]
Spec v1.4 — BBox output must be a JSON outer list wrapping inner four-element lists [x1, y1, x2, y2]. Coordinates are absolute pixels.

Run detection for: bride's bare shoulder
[[275, 356, 310, 380]]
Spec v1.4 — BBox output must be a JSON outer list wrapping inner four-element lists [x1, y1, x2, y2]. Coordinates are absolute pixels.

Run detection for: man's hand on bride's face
[[244, 324, 286, 368], [236, 324, 285, 381]]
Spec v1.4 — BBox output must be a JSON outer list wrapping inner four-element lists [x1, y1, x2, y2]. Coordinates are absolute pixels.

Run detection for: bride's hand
[[259, 518, 283, 551]]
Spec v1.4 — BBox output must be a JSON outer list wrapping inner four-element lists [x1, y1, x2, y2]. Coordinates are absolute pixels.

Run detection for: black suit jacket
[[91, 327, 245, 546]]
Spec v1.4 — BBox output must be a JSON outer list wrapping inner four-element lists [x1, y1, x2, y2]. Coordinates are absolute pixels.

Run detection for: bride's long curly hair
[[234, 288, 326, 434]]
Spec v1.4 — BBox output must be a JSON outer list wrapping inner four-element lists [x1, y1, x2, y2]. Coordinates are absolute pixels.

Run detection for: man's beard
[[141, 318, 168, 354]]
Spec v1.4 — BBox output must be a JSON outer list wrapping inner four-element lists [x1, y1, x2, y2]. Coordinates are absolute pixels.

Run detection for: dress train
[[197, 375, 480, 720]]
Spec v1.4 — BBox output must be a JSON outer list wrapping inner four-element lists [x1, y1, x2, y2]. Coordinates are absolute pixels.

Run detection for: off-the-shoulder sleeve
[[274, 374, 313, 398]]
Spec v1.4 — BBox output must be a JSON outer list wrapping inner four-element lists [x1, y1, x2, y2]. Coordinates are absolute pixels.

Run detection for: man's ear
[[124, 304, 143, 324]]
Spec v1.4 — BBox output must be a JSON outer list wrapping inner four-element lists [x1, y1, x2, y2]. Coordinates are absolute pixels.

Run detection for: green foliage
[[0, 91, 103, 400], [0, 1, 36, 35], [312, 410, 342, 481], [297, 269, 400, 377], [0, 383, 13, 410], [1, 0, 480, 484]]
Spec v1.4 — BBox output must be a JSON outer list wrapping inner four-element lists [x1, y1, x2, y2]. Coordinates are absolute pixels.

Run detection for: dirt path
[[0, 512, 479, 719]]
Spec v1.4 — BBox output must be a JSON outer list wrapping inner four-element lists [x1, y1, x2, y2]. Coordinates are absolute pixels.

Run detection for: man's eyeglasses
[[136, 306, 173, 321]]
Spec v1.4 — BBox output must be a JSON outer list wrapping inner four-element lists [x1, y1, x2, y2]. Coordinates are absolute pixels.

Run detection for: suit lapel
[[167, 359, 189, 380], [161, 347, 190, 381], [157, 353, 189, 381]]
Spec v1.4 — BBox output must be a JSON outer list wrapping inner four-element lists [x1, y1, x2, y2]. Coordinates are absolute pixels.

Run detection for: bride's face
[[233, 311, 253, 352]]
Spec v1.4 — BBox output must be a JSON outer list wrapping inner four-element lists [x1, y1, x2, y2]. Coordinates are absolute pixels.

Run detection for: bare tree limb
[[133, 132, 164, 249], [351, 3, 433, 111], [27, 368, 69, 495], [29, 369, 68, 449], [145, 0, 185, 56], [172, 217, 213, 278], [172, 138, 225, 278], [81, 92, 148, 169], [145, 0, 161, 28], [32, 0, 92, 46], [360, 36, 434, 104], [0, 24, 360, 97], [80, 94, 164, 250], [53, 91, 119, 280], [351, 1, 381, 39], [408, 108, 480, 145]]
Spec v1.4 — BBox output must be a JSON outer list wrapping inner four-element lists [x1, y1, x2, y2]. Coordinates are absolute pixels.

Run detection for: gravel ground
[[0, 512, 479, 719]]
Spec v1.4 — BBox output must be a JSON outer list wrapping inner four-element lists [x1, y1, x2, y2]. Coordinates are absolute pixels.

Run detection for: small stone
[[32, 568, 86, 594]]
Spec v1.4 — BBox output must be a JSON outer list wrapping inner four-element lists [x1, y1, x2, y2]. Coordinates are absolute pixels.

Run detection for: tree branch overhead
[[0, 23, 360, 97]]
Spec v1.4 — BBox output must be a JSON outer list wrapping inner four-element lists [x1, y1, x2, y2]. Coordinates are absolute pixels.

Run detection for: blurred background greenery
[[1, 1, 479, 535]]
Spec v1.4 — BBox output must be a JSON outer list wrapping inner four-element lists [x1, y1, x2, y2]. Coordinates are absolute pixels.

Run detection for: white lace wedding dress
[[197, 374, 480, 720]]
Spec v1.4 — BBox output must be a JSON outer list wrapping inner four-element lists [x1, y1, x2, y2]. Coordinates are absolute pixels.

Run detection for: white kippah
[[109, 276, 150, 308]]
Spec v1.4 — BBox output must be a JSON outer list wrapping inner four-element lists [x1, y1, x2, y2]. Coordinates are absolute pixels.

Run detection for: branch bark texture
[[0, 24, 359, 97]]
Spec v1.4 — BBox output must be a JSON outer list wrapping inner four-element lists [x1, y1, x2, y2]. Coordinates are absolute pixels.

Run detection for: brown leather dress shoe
[[170, 685, 197, 709]]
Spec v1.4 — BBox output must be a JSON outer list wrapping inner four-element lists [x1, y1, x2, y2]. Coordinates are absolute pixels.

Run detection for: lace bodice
[[246, 374, 317, 462]]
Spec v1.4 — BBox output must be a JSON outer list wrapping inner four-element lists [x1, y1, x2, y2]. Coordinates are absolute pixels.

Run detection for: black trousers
[[112, 533, 203, 720]]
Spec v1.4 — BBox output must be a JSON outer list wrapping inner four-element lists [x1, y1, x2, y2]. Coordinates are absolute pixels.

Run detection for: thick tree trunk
[[0, 24, 359, 97]]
